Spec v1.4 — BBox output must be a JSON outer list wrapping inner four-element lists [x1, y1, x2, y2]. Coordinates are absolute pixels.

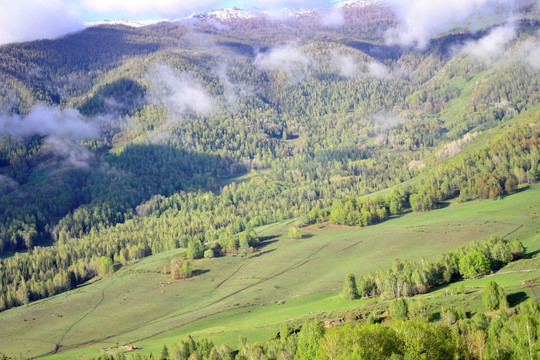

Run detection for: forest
[[0, 0, 539, 358]]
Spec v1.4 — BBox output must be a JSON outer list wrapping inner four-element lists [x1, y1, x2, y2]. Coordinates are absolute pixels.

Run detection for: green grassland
[[1, 185, 539, 359]]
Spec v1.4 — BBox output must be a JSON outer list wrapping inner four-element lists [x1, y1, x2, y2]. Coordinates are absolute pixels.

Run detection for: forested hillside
[[0, 1, 539, 358], [0, 0, 539, 312]]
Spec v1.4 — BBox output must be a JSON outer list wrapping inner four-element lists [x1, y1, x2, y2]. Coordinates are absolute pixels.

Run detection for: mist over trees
[[0, 0, 538, 318]]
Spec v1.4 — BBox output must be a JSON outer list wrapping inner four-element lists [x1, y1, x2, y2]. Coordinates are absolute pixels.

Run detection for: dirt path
[[35, 281, 113, 359], [214, 263, 246, 290], [502, 224, 524, 238], [37, 238, 361, 356]]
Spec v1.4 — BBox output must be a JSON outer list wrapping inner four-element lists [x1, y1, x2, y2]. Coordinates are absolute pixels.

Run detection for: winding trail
[[35, 280, 113, 358], [36, 237, 363, 357], [214, 262, 246, 290]]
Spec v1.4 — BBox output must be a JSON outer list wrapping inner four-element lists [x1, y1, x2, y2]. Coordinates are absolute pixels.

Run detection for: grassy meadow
[[1, 184, 538, 359]]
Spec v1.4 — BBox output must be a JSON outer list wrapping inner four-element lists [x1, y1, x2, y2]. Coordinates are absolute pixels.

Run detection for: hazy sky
[[0, 0, 522, 47]]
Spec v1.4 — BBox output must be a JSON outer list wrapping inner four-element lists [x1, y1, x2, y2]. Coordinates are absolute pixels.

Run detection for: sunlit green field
[[1, 185, 539, 359]]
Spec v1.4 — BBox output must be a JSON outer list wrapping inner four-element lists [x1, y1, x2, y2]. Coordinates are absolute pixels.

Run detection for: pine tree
[[342, 273, 359, 300]]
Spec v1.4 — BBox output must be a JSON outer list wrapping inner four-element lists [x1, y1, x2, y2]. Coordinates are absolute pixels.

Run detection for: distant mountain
[[84, 0, 383, 29], [83, 19, 167, 28]]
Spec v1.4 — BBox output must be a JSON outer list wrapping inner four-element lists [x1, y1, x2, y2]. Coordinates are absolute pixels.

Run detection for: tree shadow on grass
[[258, 238, 279, 249], [507, 291, 529, 307], [259, 235, 278, 242], [524, 249, 540, 259], [192, 269, 210, 277], [251, 249, 276, 258]]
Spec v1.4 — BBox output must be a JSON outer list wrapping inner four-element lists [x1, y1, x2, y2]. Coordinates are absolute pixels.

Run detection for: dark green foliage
[[483, 281, 507, 311], [505, 176, 518, 194], [475, 173, 503, 199], [342, 273, 359, 300], [390, 298, 408, 320], [160, 345, 169, 360]]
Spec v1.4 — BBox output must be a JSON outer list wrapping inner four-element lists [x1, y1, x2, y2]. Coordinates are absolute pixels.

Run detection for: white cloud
[[0, 175, 18, 194], [148, 64, 215, 117], [81, 0, 222, 18], [518, 33, 540, 70], [463, 24, 517, 64], [254, 42, 312, 81], [366, 61, 391, 79], [331, 52, 358, 78], [0, 0, 337, 45], [0, 104, 99, 140], [0, 104, 100, 168], [43, 137, 96, 168], [372, 111, 403, 131], [0, 0, 83, 45], [384, 0, 516, 49], [319, 6, 345, 27]]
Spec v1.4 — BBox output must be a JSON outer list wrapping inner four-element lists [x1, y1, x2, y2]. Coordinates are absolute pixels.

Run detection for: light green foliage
[[181, 262, 193, 278], [98, 256, 114, 276], [187, 239, 205, 260], [288, 226, 302, 239], [390, 298, 409, 320], [408, 299, 429, 320], [295, 321, 324, 360], [208, 344, 234, 360], [204, 249, 215, 259], [440, 307, 457, 326], [239, 237, 249, 259], [509, 238, 526, 259], [394, 319, 462, 360], [459, 250, 491, 278], [486, 300, 540, 360]]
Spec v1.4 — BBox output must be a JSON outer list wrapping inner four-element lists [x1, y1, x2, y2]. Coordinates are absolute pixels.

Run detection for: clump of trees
[[170, 260, 193, 280], [353, 236, 524, 299], [288, 226, 302, 239]]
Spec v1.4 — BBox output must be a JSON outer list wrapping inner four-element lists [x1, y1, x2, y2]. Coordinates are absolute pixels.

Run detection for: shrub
[[483, 281, 507, 311], [389, 298, 408, 320]]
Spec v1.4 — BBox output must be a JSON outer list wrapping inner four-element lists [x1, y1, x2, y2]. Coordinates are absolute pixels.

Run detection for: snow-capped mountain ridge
[[84, 19, 167, 28], [85, 0, 381, 28]]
